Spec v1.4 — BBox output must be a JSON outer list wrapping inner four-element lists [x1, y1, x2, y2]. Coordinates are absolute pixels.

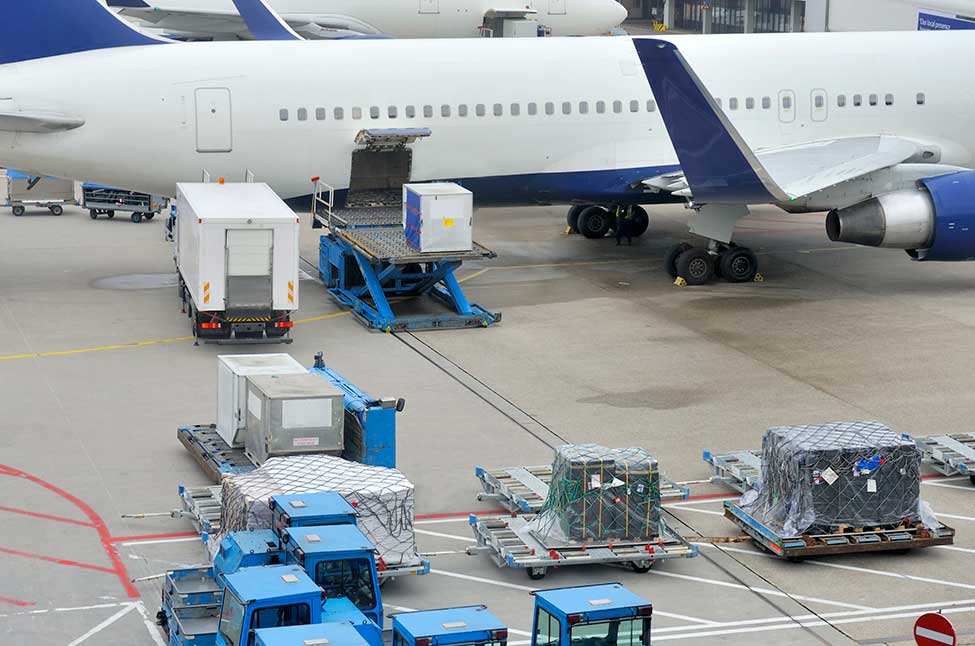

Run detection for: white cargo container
[[402, 183, 473, 253], [216, 353, 308, 447], [175, 182, 299, 342]]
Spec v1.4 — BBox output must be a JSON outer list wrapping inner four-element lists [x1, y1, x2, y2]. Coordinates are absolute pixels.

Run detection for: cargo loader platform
[[702, 449, 763, 492], [723, 501, 955, 559], [911, 432, 975, 486], [475, 464, 690, 514], [312, 181, 500, 332], [468, 514, 698, 580]]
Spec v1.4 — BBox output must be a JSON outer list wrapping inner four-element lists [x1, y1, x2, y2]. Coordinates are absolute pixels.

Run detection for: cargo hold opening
[[347, 128, 431, 207]]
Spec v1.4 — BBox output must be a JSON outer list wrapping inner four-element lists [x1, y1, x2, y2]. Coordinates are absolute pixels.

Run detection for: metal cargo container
[[402, 183, 473, 253], [216, 353, 308, 447]]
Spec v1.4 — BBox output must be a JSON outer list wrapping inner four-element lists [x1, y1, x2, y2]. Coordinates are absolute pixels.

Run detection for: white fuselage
[[1, 32, 974, 205]]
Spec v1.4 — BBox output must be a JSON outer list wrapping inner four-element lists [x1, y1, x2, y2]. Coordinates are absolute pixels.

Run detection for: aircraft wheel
[[675, 247, 714, 285], [664, 243, 692, 279], [566, 205, 586, 232], [577, 205, 611, 239], [630, 206, 650, 237], [719, 247, 758, 283]]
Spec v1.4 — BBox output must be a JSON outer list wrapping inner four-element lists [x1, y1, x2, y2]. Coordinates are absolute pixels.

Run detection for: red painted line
[[922, 473, 952, 480], [0, 464, 140, 598], [741, 216, 824, 225], [416, 509, 507, 521], [109, 531, 198, 543], [0, 505, 94, 528], [0, 596, 36, 607], [0, 546, 116, 574]]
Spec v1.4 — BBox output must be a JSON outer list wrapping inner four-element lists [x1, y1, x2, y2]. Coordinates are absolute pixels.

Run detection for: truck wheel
[[49, 205, 64, 216], [107, 211, 115, 219], [131, 213, 143, 223], [12, 205, 25, 217], [527, 567, 547, 580], [144, 213, 155, 220], [89, 210, 98, 219]]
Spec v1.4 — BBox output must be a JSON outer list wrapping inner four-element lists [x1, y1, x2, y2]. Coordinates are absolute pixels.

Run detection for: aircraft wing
[[632, 39, 927, 204], [0, 111, 85, 133], [111, 2, 381, 39]]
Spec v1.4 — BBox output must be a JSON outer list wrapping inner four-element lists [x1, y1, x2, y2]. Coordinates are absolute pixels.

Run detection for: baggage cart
[[4, 170, 77, 216], [911, 432, 975, 486], [82, 183, 167, 222]]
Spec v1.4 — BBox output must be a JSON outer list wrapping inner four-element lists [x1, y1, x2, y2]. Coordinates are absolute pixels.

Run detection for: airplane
[[2, 0, 974, 286], [106, 0, 628, 40]]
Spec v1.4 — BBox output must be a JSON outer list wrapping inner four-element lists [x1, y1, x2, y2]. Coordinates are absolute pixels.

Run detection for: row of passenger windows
[[279, 99, 658, 121], [714, 92, 926, 111]]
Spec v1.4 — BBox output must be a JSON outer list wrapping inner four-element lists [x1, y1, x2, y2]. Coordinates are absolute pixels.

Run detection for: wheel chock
[[754, 273, 765, 283], [564, 226, 576, 235], [673, 276, 687, 287]]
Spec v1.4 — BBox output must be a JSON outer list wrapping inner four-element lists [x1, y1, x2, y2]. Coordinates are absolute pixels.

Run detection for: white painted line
[[132, 602, 167, 646], [663, 498, 731, 508], [924, 480, 975, 491], [0, 602, 130, 620], [415, 517, 475, 525], [916, 626, 956, 645], [664, 505, 725, 517], [119, 537, 200, 547], [656, 611, 720, 626], [66, 603, 138, 646], [934, 511, 975, 522], [414, 528, 474, 542], [804, 558, 975, 591], [936, 544, 975, 554]]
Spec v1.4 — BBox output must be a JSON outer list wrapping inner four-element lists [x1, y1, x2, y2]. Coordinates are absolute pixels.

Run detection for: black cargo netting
[[218, 454, 421, 567], [531, 444, 663, 544], [740, 421, 938, 536]]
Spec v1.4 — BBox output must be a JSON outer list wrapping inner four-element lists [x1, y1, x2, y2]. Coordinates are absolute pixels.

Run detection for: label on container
[[821, 467, 839, 486], [293, 437, 320, 447], [867, 478, 877, 493], [247, 391, 262, 421], [589, 474, 601, 490]]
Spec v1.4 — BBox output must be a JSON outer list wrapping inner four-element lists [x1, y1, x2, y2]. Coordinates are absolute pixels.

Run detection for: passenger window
[[579, 101, 589, 114], [333, 107, 344, 120], [510, 103, 520, 116], [388, 105, 397, 118], [441, 104, 451, 117], [647, 99, 656, 112], [629, 99, 639, 112], [297, 108, 307, 121], [423, 105, 433, 118], [869, 94, 878, 106], [352, 107, 362, 119], [528, 102, 538, 115], [545, 102, 555, 115], [853, 94, 862, 106], [405, 105, 415, 118], [761, 96, 771, 109], [596, 100, 606, 114], [562, 101, 571, 115], [837, 94, 846, 107], [612, 100, 622, 114], [781, 95, 792, 110], [278, 108, 289, 121], [493, 103, 503, 116], [729, 97, 739, 110], [369, 106, 379, 119], [885, 93, 894, 106], [814, 95, 824, 108], [916, 92, 926, 105], [745, 97, 754, 110], [458, 104, 468, 117], [475, 104, 486, 117], [315, 107, 326, 121]]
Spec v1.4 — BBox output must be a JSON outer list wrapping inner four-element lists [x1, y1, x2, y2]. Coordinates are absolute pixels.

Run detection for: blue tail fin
[[231, 0, 304, 40], [0, 0, 168, 65]]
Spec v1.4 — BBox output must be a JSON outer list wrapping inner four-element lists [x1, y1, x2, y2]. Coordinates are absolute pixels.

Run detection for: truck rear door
[[226, 229, 273, 314]]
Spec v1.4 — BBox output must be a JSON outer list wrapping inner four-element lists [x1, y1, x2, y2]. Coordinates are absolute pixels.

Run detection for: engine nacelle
[[825, 170, 975, 261]]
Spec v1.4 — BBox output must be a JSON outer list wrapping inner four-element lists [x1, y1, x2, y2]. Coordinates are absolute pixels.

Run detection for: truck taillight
[[636, 605, 653, 617], [491, 629, 508, 640], [201, 322, 220, 329], [566, 614, 582, 625], [274, 321, 294, 328]]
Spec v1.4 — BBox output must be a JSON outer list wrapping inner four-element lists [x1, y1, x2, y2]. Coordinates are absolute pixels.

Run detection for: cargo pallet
[[702, 449, 763, 493], [312, 181, 500, 332], [910, 432, 975, 486], [469, 514, 697, 580], [723, 501, 955, 559], [475, 464, 690, 514]]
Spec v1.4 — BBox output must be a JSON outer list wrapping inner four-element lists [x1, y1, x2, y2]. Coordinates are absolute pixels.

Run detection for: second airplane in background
[[108, 0, 628, 39]]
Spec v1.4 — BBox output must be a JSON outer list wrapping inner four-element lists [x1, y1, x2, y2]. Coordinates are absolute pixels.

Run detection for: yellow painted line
[[0, 335, 194, 362], [491, 257, 657, 271], [457, 268, 491, 284], [292, 311, 352, 324]]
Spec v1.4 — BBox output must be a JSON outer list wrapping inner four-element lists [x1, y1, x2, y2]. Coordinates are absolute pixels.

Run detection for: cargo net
[[740, 421, 940, 536], [218, 454, 421, 568], [530, 444, 663, 545]]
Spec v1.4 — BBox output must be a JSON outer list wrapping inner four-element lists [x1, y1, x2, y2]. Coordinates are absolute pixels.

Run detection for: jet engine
[[826, 170, 975, 261]]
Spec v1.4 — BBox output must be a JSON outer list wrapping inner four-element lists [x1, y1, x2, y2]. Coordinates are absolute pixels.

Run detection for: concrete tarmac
[[1, 202, 973, 645]]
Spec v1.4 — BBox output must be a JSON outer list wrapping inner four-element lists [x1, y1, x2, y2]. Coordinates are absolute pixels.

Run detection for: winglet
[[0, 0, 169, 66], [632, 38, 788, 204], [231, 0, 304, 40]]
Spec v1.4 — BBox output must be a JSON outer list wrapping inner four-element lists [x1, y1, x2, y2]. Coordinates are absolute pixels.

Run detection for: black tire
[[89, 210, 98, 220], [131, 213, 143, 223], [50, 205, 64, 216], [566, 204, 586, 232], [675, 247, 714, 285], [970, 474, 975, 487], [12, 205, 25, 217], [107, 211, 115, 219], [144, 213, 155, 220], [577, 205, 611, 239], [630, 206, 650, 237], [527, 567, 547, 580], [719, 247, 759, 283], [630, 560, 655, 573], [664, 243, 692, 279]]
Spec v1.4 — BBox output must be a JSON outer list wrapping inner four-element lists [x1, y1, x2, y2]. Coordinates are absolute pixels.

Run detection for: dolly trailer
[[392, 606, 508, 646], [531, 584, 652, 646]]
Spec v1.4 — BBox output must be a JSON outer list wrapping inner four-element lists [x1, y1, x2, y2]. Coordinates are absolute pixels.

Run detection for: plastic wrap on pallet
[[739, 421, 935, 536], [218, 454, 421, 567], [531, 444, 663, 543]]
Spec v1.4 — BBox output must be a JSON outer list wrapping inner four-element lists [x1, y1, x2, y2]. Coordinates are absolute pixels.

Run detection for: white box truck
[[403, 183, 473, 253], [216, 353, 308, 447], [175, 182, 299, 342]]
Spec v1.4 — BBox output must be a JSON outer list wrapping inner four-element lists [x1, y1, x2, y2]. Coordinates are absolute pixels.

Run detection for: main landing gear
[[566, 204, 650, 239], [664, 241, 760, 286]]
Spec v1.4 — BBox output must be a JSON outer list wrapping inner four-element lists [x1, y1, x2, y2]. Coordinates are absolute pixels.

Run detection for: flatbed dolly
[[82, 184, 167, 223], [910, 432, 975, 486], [313, 181, 501, 332], [475, 464, 690, 514], [723, 501, 955, 559], [702, 449, 763, 492], [468, 513, 698, 580]]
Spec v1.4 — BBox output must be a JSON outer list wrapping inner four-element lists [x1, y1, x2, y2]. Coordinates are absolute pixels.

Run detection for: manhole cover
[[92, 273, 178, 290]]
